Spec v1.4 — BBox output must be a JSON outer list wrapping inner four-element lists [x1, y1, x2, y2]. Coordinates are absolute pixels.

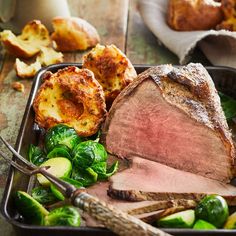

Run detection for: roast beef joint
[[102, 63, 235, 184]]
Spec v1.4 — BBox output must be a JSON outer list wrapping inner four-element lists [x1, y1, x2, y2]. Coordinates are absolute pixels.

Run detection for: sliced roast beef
[[86, 181, 196, 213], [102, 63, 235, 183], [84, 181, 163, 227], [86, 182, 161, 213], [84, 181, 196, 227], [108, 157, 236, 205]]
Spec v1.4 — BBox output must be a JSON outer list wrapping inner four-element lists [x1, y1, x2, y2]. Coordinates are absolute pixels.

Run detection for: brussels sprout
[[47, 144, 71, 159], [28, 144, 47, 166], [45, 124, 82, 152], [195, 194, 229, 228], [158, 209, 195, 228], [193, 219, 216, 230], [32, 186, 57, 205], [50, 177, 83, 201], [72, 141, 107, 168], [37, 157, 72, 186], [50, 184, 65, 201], [15, 191, 49, 225], [71, 167, 98, 187], [106, 161, 119, 177], [62, 177, 83, 189], [44, 206, 81, 227], [219, 92, 236, 120], [91, 161, 118, 180]]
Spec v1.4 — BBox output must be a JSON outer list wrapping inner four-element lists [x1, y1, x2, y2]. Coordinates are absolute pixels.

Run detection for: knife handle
[[72, 191, 171, 236]]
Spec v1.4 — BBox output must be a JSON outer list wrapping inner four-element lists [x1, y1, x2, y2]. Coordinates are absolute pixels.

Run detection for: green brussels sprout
[[32, 186, 57, 205], [195, 194, 229, 228], [47, 144, 71, 159], [158, 209, 195, 228], [62, 177, 83, 189], [91, 161, 119, 180], [50, 177, 83, 201], [28, 144, 47, 166], [72, 141, 107, 168], [37, 157, 72, 186], [45, 124, 82, 152], [219, 92, 236, 120], [44, 206, 81, 227], [50, 184, 65, 201], [193, 219, 216, 230], [71, 167, 98, 187], [15, 191, 49, 225]]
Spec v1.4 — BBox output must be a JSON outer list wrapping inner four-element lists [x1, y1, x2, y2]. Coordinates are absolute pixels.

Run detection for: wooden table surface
[[0, 0, 210, 235]]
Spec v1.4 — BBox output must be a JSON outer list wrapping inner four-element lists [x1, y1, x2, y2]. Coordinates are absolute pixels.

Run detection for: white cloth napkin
[[139, 0, 236, 68]]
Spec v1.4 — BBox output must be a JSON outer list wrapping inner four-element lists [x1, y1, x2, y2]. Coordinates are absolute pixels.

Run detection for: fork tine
[[0, 135, 77, 197], [0, 135, 36, 169], [0, 150, 32, 175]]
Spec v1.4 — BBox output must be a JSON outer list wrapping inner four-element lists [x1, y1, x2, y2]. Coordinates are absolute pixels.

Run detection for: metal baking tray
[[1, 63, 236, 236]]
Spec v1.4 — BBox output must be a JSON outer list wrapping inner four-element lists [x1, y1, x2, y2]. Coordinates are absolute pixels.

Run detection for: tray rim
[[1, 63, 236, 235]]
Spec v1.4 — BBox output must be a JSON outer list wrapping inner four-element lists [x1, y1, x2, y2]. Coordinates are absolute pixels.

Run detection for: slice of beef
[[84, 181, 164, 227], [108, 157, 236, 205], [84, 181, 197, 227], [102, 63, 235, 182]]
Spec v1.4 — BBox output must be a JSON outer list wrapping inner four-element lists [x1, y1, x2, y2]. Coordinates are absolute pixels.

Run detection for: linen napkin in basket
[[139, 0, 236, 68]]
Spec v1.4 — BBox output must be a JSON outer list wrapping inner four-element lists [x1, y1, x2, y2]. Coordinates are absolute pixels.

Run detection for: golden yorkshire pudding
[[0, 20, 50, 58], [51, 16, 100, 51], [37, 46, 63, 66], [15, 58, 41, 79], [33, 66, 106, 136], [167, 0, 223, 31], [217, 0, 236, 31], [82, 44, 137, 108], [15, 47, 63, 79], [12, 82, 24, 93]]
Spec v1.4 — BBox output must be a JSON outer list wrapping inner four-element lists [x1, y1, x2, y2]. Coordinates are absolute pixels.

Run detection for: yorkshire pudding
[[51, 17, 100, 51], [33, 66, 106, 136], [217, 0, 236, 31], [15, 47, 63, 79], [167, 0, 223, 31], [0, 20, 50, 58], [15, 58, 41, 79], [83, 44, 137, 108]]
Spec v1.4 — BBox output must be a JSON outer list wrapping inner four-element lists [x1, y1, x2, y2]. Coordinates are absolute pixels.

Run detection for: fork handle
[[72, 191, 172, 236]]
